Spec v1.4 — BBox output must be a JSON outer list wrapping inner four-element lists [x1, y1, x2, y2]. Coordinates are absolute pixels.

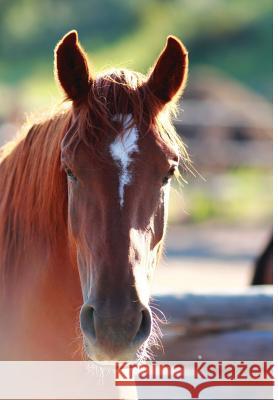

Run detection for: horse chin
[[86, 351, 137, 362], [84, 341, 137, 362]]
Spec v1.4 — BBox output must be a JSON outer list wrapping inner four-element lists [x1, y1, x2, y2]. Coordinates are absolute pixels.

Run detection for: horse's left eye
[[65, 168, 77, 181], [162, 166, 176, 185]]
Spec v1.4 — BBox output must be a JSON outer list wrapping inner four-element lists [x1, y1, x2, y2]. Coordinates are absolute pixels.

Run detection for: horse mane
[[0, 108, 72, 283], [0, 68, 190, 285]]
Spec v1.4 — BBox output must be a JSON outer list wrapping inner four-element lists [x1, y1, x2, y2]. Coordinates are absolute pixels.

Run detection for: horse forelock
[[65, 68, 190, 165]]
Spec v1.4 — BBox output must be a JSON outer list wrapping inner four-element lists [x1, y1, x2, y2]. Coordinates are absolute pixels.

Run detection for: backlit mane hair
[[67, 68, 189, 165], [0, 68, 190, 284]]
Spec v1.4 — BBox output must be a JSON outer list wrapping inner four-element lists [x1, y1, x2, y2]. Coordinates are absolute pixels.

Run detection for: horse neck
[[0, 110, 77, 290]]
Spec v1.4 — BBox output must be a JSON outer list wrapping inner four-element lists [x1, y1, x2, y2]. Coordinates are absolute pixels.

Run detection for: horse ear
[[54, 30, 92, 102], [147, 36, 188, 104]]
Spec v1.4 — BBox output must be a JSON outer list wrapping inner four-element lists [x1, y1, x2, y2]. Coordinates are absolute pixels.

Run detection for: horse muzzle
[[80, 302, 152, 360]]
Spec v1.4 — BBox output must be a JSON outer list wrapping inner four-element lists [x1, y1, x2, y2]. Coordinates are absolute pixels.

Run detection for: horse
[[0, 30, 189, 361], [252, 232, 273, 285]]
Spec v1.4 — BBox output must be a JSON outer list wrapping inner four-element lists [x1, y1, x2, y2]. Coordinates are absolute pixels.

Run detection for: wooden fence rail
[[155, 286, 272, 360]]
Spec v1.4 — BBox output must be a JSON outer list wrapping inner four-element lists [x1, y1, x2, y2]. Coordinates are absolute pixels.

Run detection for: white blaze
[[110, 114, 139, 207]]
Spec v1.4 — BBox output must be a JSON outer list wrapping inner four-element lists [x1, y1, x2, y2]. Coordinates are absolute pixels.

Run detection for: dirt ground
[[152, 223, 271, 295]]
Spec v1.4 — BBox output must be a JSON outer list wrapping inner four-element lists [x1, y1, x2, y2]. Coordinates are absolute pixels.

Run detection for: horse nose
[[80, 303, 152, 358]]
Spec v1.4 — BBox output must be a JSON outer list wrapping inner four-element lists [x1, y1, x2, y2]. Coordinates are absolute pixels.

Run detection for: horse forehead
[[110, 114, 139, 163], [109, 114, 140, 207]]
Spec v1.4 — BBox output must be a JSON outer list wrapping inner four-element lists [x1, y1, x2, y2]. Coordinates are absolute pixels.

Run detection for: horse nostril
[[80, 304, 96, 341], [80, 303, 152, 357], [133, 308, 152, 345]]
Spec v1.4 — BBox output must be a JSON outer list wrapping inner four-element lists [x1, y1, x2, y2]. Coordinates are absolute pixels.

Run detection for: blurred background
[[0, 0, 273, 293]]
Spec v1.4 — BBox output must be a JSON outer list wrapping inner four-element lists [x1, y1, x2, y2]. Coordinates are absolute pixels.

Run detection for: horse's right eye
[[65, 168, 77, 181]]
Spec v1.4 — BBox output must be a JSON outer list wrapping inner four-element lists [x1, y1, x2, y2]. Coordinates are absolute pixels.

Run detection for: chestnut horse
[[0, 31, 188, 360]]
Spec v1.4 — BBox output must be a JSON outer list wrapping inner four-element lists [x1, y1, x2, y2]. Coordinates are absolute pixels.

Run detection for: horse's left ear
[[54, 30, 92, 102], [147, 36, 188, 104]]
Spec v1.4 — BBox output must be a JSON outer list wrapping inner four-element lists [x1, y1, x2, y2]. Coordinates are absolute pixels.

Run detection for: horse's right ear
[[54, 30, 92, 102]]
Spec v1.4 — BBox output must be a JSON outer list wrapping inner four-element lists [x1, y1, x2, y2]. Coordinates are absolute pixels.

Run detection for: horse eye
[[65, 168, 77, 181], [162, 166, 176, 185]]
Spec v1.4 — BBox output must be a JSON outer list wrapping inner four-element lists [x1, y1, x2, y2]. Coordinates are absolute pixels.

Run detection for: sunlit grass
[[168, 167, 272, 225]]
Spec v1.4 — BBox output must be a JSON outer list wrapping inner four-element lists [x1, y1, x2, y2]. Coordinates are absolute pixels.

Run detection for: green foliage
[[0, 0, 272, 100], [168, 168, 272, 225]]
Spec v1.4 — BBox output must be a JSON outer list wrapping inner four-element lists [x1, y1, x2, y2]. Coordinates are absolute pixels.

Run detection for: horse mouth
[[83, 339, 138, 362]]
